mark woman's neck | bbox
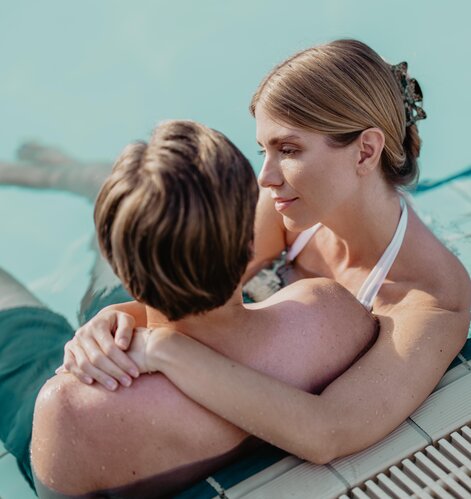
[320,185,404,271]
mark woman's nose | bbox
[258,155,283,188]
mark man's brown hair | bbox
[95,120,259,321]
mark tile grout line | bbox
[406,417,433,446]
[325,463,352,490]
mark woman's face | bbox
[255,105,360,232]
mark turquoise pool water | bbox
[0,0,470,326]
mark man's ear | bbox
[356,128,385,176]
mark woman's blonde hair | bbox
[250,39,422,188]
[95,120,259,321]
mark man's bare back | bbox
[32,278,377,498]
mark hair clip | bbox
[391,61,427,126]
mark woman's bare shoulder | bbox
[391,207,471,314]
[373,208,470,366]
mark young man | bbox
[31,120,377,498]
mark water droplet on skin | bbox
[101,465,106,471]
[366,420,370,424]
[331,429,336,434]
[151,419,156,425]
[71,439,76,445]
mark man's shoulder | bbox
[266,277,356,307]
[33,373,245,493]
[253,277,368,330]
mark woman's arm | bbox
[148,301,470,463]
[241,187,287,283]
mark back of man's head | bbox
[94,120,259,321]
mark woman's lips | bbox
[273,197,298,211]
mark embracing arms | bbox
[138,300,470,463]
[60,188,471,462]
[63,286,470,463]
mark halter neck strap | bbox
[356,197,408,311]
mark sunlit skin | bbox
[256,105,363,232]
[251,105,405,288]
[57,105,470,466]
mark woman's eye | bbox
[280,148,297,156]
[257,149,266,156]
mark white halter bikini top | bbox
[286,197,408,311]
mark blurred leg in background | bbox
[0,142,133,325]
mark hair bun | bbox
[398,123,421,186]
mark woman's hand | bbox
[57,309,140,390]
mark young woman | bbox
[62,39,471,465]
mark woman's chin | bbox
[282,215,316,233]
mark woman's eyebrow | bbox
[257,135,302,147]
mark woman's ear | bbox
[356,128,385,176]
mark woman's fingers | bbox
[60,310,141,389]
[90,315,140,378]
[101,331,140,378]
[62,343,94,386]
[64,340,120,391]
[79,334,135,386]
[114,313,135,350]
